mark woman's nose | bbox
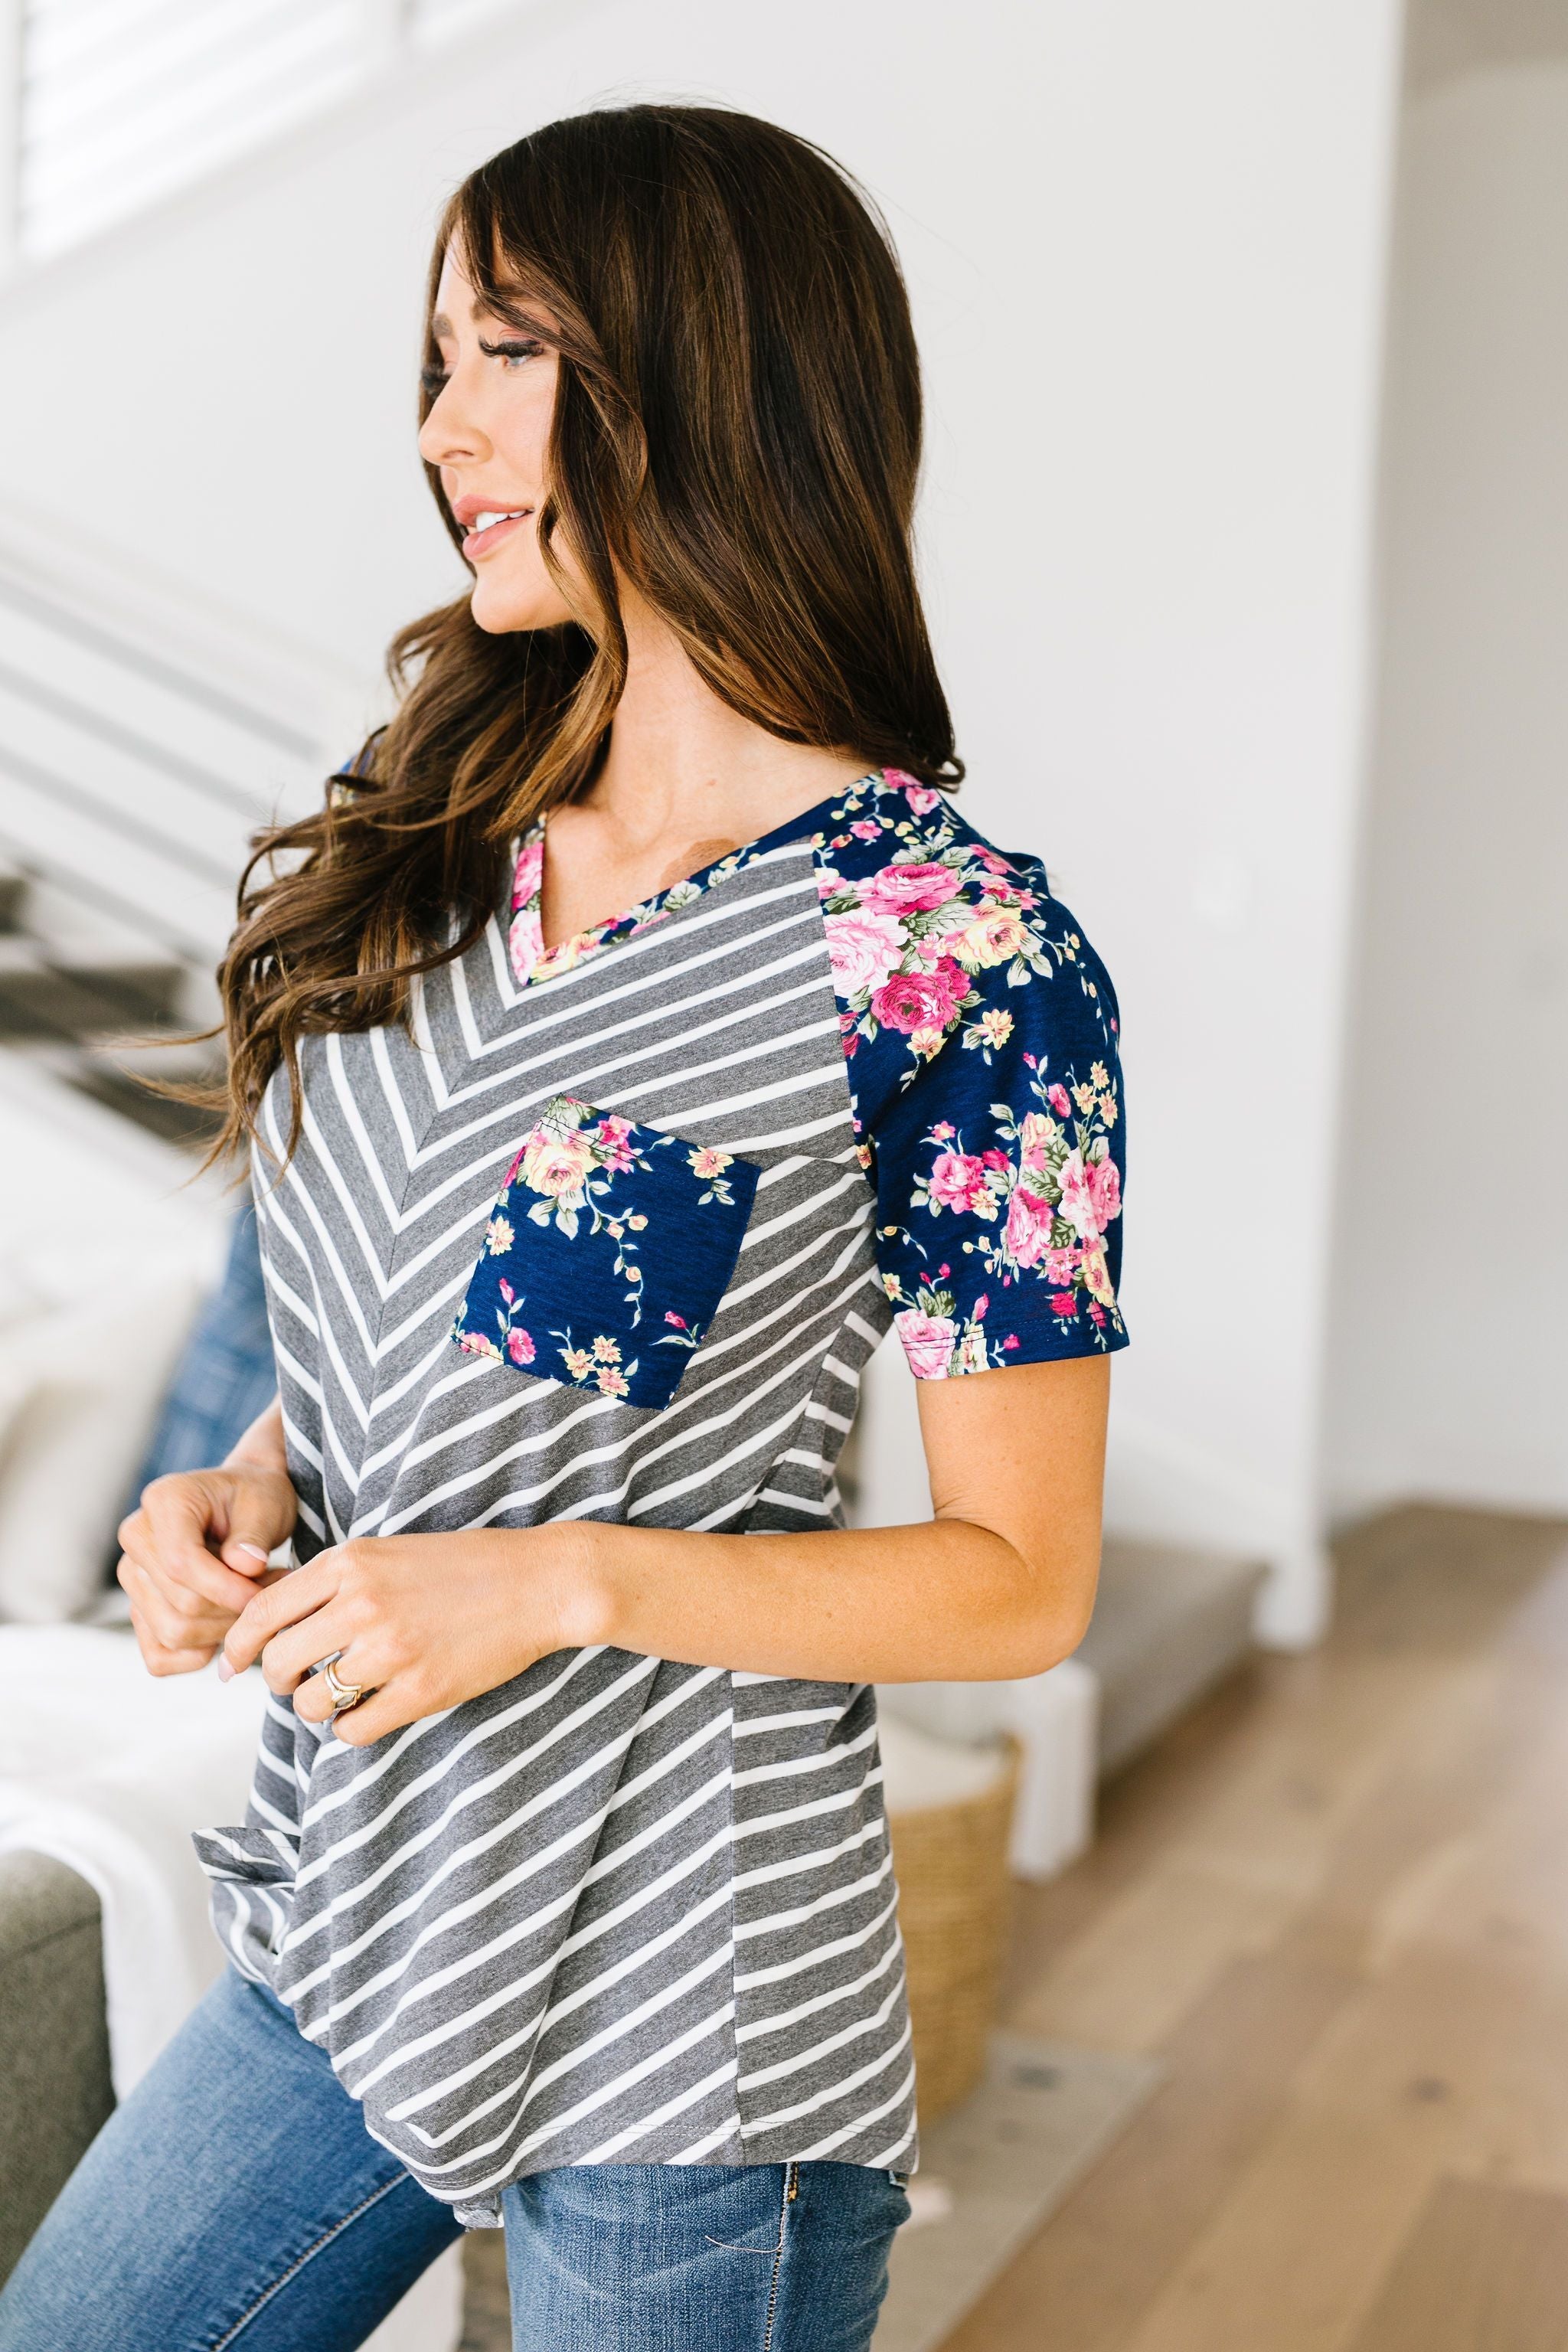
[418,385,488,469]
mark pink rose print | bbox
[896,1306,958,1377]
[1047,1083,1072,1119]
[505,1327,536,1367]
[517,1125,596,1201]
[664,1312,688,1331]
[508,907,544,986]
[824,906,906,999]
[1003,1182,1056,1267]
[850,819,882,841]
[589,1115,635,1174]
[1057,1148,1122,1243]
[1056,1150,1100,1241]
[871,957,967,1036]
[1050,1292,1078,1317]
[1042,1246,1080,1284]
[951,908,1031,971]
[511,835,544,909]
[1080,1245,1116,1305]
[880,769,941,816]
[861,861,962,916]
[528,935,590,985]
[1018,1113,1054,1176]
[929,1150,991,1214]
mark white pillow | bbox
[0,1263,206,1624]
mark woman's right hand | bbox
[116,1459,298,1676]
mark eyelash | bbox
[479,335,547,371]
[421,336,546,398]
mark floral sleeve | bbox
[815,773,1128,1378]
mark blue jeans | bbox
[0,1967,907,2350]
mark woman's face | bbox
[418,244,575,635]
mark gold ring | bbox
[319,1655,364,1713]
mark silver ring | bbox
[318,1654,364,1713]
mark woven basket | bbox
[887,1733,1021,2125]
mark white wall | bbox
[0,0,1405,1637]
[1325,62,1568,1520]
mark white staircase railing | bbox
[0,501,354,982]
[0,499,362,1138]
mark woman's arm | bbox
[222,1355,1109,1743]
[571,1353,1108,1682]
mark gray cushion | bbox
[0,1853,113,2284]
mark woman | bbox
[0,104,1125,2352]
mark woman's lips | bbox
[462,509,532,560]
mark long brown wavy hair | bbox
[211,103,959,1165]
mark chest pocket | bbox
[451,1093,760,1412]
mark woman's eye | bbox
[420,365,449,398]
[478,336,546,370]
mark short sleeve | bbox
[815,783,1127,1379]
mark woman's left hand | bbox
[220,1530,588,1746]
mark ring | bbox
[318,1654,364,1713]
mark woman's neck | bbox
[535,596,870,949]
[587,596,868,857]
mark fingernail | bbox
[217,1657,235,1683]
[233,1543,270,1563]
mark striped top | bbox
[194,768,1126,2223]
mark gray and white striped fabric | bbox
[194,829,913,2221]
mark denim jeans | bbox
[0,1967,908,2350]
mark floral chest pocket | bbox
[452,1094,760,1412]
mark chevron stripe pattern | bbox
[194,833,916,2219]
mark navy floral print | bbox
[811,772,1127,1377]
[449,764,1125,1400]
[452,1094,759,1412]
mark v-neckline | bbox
[505,767,885,989]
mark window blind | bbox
[18,0,364,259]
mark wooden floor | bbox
[946,1504,1568,2352]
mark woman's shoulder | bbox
[813,769,1120,1096]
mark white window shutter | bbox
[18,0,364,258]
